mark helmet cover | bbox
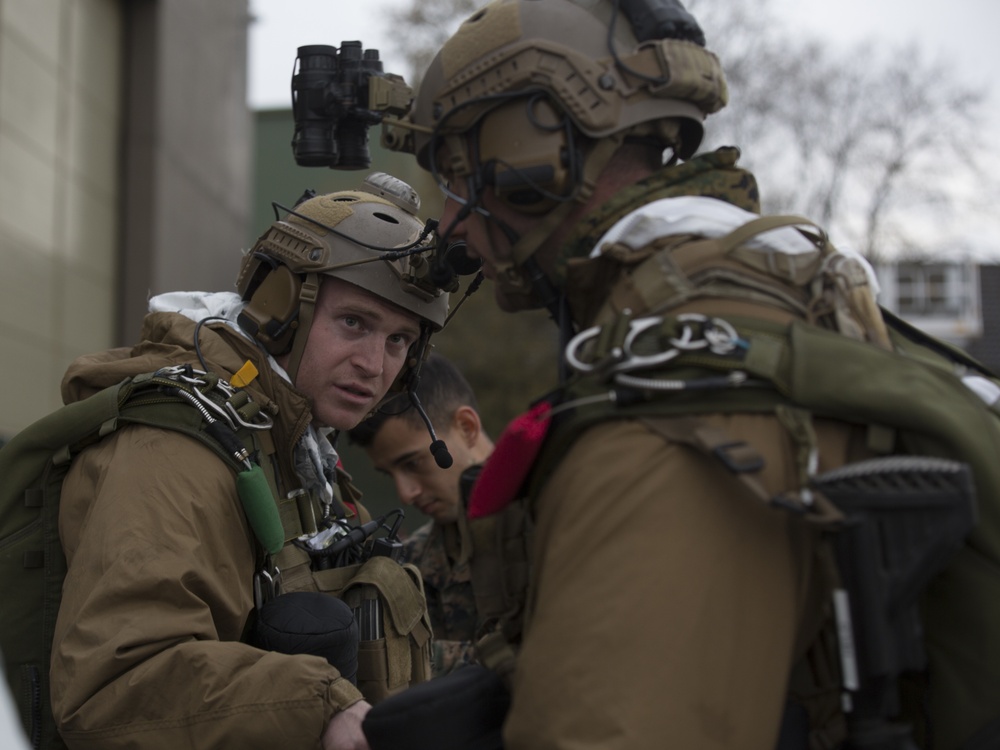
[237,176,449,334]
[389,0,728,172]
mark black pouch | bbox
[362,664,510,750]
[252,590,359,684]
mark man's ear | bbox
[451,405,482,448]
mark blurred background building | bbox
[0,0,453,523]
[0,0,252,437]
[0,0,440,443]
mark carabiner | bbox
[564,325,604,373]
[614,316,682,371]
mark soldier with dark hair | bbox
[350,352,493,675]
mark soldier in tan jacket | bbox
[51,175,448,750]
[377,1,909,748]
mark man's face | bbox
[290,277,421,430]
[438,178,508,279]
[437,163,539,312]
[365,415,476,524]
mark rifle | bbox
[814,456,976,749]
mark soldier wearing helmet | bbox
[386,0,730,315]
[50,175,445,750]
[377,1,893,748]
[235,175,449,428]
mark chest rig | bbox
[253,443,432,704]
[160,351,435,706]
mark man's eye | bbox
[388,332,414,347]
[402,457,424,473]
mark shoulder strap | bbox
[0,379,130,534]
[57,369,284,553]
[636,413,843,526]
[0,367,285,749]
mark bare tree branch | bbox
[387,0,483,88]
[385,0,997,262]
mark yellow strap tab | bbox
[231,360,259,388]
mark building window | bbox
[896,264,963,316]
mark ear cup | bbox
[477,97,576,214]
[237,265,303,355]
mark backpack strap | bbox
[0,364,286,748]
[637,413,844,526]
[111,367,283,553]
[680,214,828,287]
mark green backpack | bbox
[0,366,282,750]
[537,214,1000,748]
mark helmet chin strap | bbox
[492,133,625,313]
[490,201,575,319]
[284,272,321,385]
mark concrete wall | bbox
[0,0,123,436]
[0,0,252,439]
[120,0,252,341]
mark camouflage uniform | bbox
[401,521,478,675]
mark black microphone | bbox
[409,390,453,469]
[444,240,482,276]
[429,249,457,289]
[430,439,454,469]
[429,240,481,290]
[428,200,481,291]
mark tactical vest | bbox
[468,208,1000,749]
[221,380,432,704]
[177,372,434,706]
[271,526,433,703]
[0,363,430,749]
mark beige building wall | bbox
[119,0,253,342]
[0,0,122,437]
[0,0,251,440]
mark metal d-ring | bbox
[612,313,744,373]
[614,316,682,370]
[567,313,744,376]
[696,315,742,355]
[564,325,605,373]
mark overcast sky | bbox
[248,0,1000,114]
[246,0,1000,254]
[248,0,409,110]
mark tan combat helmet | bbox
[236,173,449,383]
[382,0,728,308]
[387,0,727,202]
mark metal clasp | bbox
[154,364,273,432]
[613,313,745,373]
[565,312,747,379]
[564,325,607,373]
[253,563,283,609]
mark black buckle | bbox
[713,440,764,474]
